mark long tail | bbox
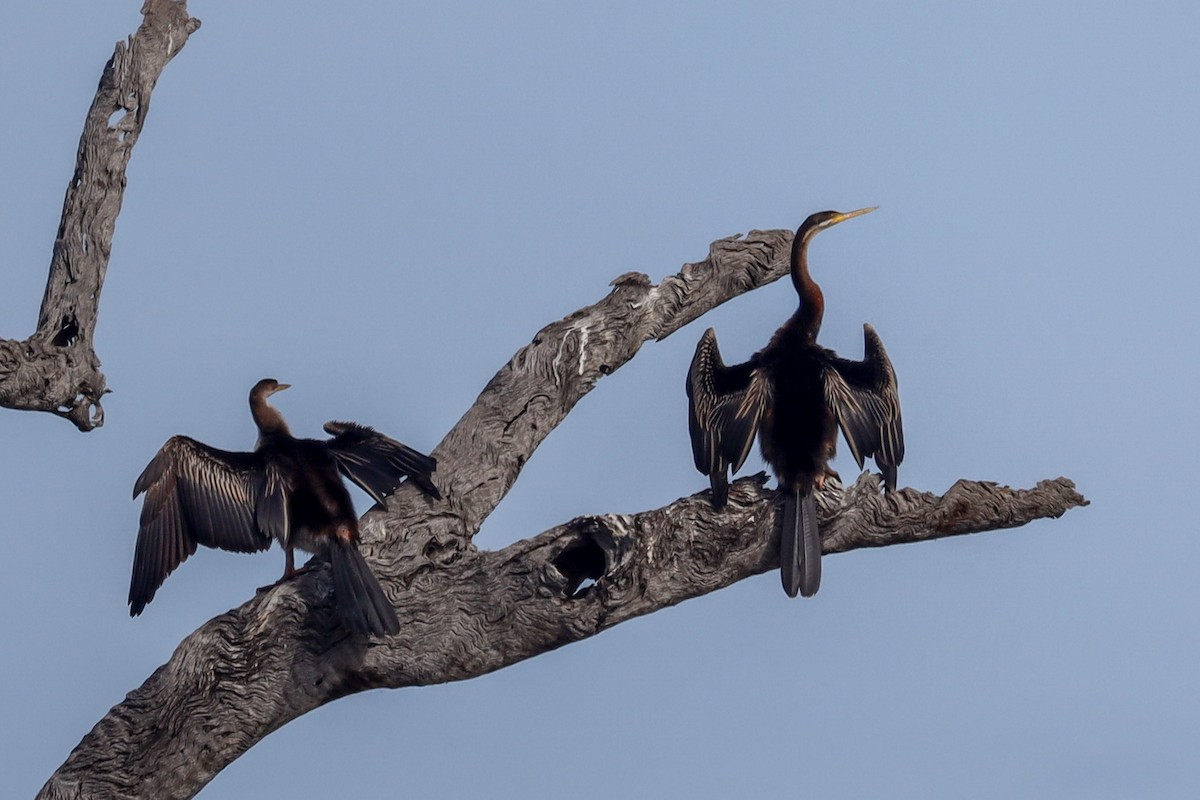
[780,488,822,598]
[710,470,729,508]
[329,540,401,636]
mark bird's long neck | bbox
[250,393,292,442]
[790,226,824,341]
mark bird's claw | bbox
[256,564,314,594]
[816,468,841,490]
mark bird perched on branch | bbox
[686,208,904,598]
[129,378,441,636]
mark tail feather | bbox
[710,470,729,508]
[330,541,401,636]
[780,489,822,598]
[880,462,898,493]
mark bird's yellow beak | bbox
[828,206,878,226]
[273,383,291,394]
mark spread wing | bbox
[686,328,770,506]
[323,421,441,505]
[129,436,278,615]
[822,323,905,490]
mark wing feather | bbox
[686,328,769,505]
[822,324,905,490]
[128,436,273,615]
[323,421,440,504]
[255,462,292,548]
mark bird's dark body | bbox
[685,207,903,598]
[129,379,440,636]
[258,435,357,555]
[756,326,838,494]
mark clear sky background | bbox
[2,2,1197,798]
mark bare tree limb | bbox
[0,0,199,431]
[39,223,1088,798]
[431,227,794,539]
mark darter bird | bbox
[686,208,904,598]
[129,379,440,636]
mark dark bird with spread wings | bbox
[129,379,441,636]
[686,208,904,598]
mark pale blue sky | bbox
[3,2,1197,797]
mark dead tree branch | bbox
[39,224,1087,799]
[0,0,199,431]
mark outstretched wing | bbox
[323,421,440,504]
[686,328,770,506]
[822,323,905,490]
[129,436,277,615]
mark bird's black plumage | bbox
[686,208,904,598]
[129,379,440,636]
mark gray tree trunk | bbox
[0,0,199,430]
[28,3,1088,798]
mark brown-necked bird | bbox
[686,208,904,598]
[129,379,440,636]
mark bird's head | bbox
[798,206,878,243]
[250,378,291,401]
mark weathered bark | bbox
[0,0,199,431]
[39,223,1088,799]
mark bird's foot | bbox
[255,564,314,594]
[816,468,841,491]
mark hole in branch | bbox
[552,540,607,599]
[52,314,79,347]
[107,109,126,129]
[57,395,84,414]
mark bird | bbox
[686,207,904,598]
[128,378,441,636]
